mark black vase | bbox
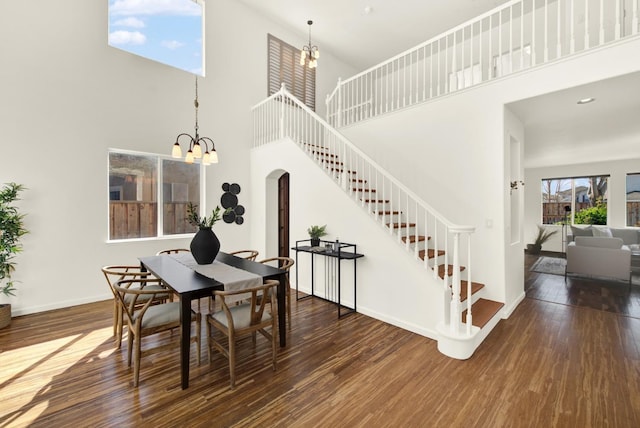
[190,228,220,264]
[311,237,320,247]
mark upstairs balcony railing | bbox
[326,0,639,127]
[253,84,477,337]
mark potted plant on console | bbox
[0,183,28,329]
[527,225,558,255]
[187,202,223,265]
[307,224,327,247]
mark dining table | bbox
[139,251,287,389]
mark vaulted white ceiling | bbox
[237,0,510,70]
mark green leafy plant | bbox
[307,225,327,239]
[186,202,224,229]
[0,183,28,297]
[533,225,558,246]
[574,199,607,225]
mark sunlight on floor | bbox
[0,326,115,425]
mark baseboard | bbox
[502,291,525,318]
[11,293,113,317]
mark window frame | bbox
[107,149,205,242]
[626,172,640,227]
[541,175,609,226]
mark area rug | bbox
[530,256,566,276]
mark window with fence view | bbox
[627,173,640,227]
[541,175,609,225]
[108,151,201,240]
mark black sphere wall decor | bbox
[221,182,245,225]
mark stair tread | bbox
[387,222,416,228]
[362,199,389,203]
[330,168,357,174]
[437,264,466,279]
[377,210,401,215]
[312,151,338,158]
[418,248,444,260]
[462,298,503,328]
[354,188,376,192]
[401,235,426,243]
[457,280,485,302]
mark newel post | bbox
[449,230,461,332]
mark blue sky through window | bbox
[108,0,203,76]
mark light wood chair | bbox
[113,277,201,387]
[228,250,259,261]
[257,257,295,330]
[205,280,279,389]
[101,265,172,349]
[156,248,190,255]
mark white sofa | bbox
[566,236,631,282]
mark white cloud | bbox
[109,31,147,45]
[112,17,145,28]
[109,0,201,17]
[161,40,184,50]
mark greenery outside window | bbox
[108,150,201,240]
[541,175,609,225]
[627,173,640,227]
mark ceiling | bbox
[237,0,510,70]
[508,71,640,168]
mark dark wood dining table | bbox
[139,251,287,389]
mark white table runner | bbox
[169,253,262,293]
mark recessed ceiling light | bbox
[577,97,596,104]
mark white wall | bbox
[0,0,356,316]
[338,37,640,310]
[250,139,444,338]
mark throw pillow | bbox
[571,225,592,237]
[592,226,613,237]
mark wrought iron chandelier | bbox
[171,77,218,165]
[300,20,319,69]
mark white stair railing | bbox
[327,0,640,128]
[253,84,477,336]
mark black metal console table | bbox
[292,239,364,318]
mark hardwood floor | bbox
[526,252,640,318]
[1,277,640,427]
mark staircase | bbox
[252,84,504,359]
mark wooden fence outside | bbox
[109,201,194,240]
[543,202,640,226]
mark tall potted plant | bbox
[0,183,28,329]
[527,225,557,255]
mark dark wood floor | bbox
[525,251,640,318]
[1,266,640,427]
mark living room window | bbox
[541,175,609,225]
[108,150,201,240]
[108,0,204,75]
[627,173,640,227]
[268,34,316,111]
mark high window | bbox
[108,151,201,240]
[268,34,316,110]
[541,175,609,225]
[108,0,204,75]
[627,173,640,227]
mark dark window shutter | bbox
[268,34,316,111]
